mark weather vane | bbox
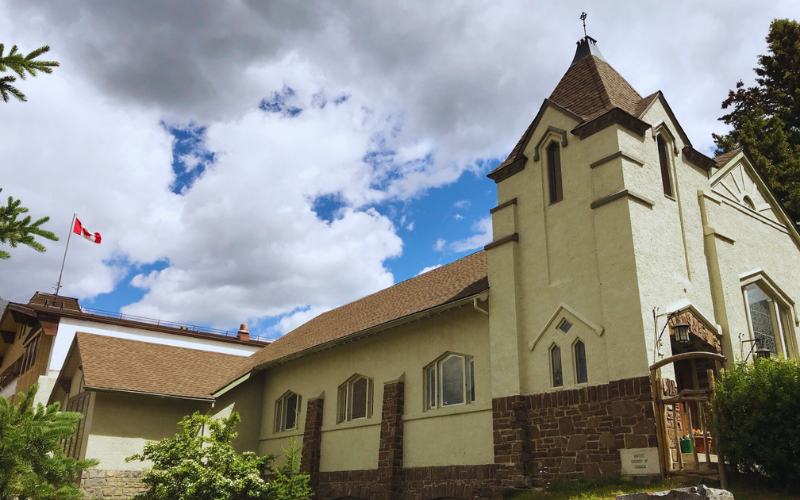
[580,12,588,38]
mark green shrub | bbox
[128,412,311,500]
[710,358,800,488]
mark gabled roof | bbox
[0,292,268,347]
[233,251,488,380]
[71,333,249,401]
[714,147,744,168]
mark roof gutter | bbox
[216,290,490,393]
[85,385,215,403]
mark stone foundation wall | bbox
[525,376,656,482]
[80,469,146,499]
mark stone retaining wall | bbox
[80,469,146,499]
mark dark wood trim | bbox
[652,121,680,155]
[533,126,568,162]
[489,198,517,214]
[589,151,645,169]
[590,189,655,210]
[0,330,15,344]
[488,156,526,183]
[484,233,519,251]
[682,146,716,172]
[572,107,651,140]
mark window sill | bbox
[406,401,491,422]
[664,193,676,202]
[323,418,381,433]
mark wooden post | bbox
[708,368,728,489]
[686,403,700,470]
[650,369,667,480]
[699,403,711,469]
[675,403,684,470]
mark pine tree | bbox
[0,43,59,103]
[0,188,59,259]
[0,384,99,500]
[713,19,800,223]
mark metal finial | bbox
[580,12,588,38]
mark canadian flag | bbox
[73,217,102,244]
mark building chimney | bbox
[237,323,250,342]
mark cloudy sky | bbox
[1,1,795,339]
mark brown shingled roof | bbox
[548,55,643,121]
[76,333,249,400]
[242,251,488,374]
[490,54,655,179]
[714,147,743,168]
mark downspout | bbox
[473,294,489,316]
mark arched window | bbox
[424,353,475,409]
[547,142,563,204]
[657,135,673,197]
[550,344,563,387]
[274,391,301,433]
[743,196,756,211]
[337,375,374,423]
[744,283,793,358]
[574,340,588,384]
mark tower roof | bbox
[549,37,643,121]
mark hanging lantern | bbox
[755,342,772,360]
[672,322,690,344]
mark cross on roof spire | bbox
[580,12,588,38]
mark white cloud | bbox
[1,0,796,336]
[450,217,492,252]
[433,238,446,252]
[454,214,464,220]
[417,264,442,276]
[453,200,471,209]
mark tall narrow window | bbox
[550,345,563,387]
[425,353,475,410]
[574,340,588,384]
[337,375,373,423]
[274,391,301,433]
[547,142,563,204]
[745,283,792,357]
[657,135,673,197]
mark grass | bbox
[505,477,800,500]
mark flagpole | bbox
[55,214,76,296]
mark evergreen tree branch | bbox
[0,188,59,259]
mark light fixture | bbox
[672,322,690,344]
[755,340,772,360]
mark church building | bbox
[42,36,800,499]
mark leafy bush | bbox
[0,383,98,500]
[711,358,800,488]
[128,411,311,500]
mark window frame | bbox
[657,134,674,198]
[21,334,41,374]
[546,141,564,205]
[573,339,588,384]
[550,344,563,387]
[274,391,302,434]
[424,352,475,410]
[337,374,374,424]
[743,282,795,358]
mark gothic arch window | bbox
[573,339,588,384]
[274,391,301,433]
[337,374,374,423]
[547,141,564,205]
[550,344,563,387]
[743,195,756,211]
[424,352,475,409]
[744,282,795,358]
[657,135,674,197]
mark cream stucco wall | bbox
[257,305,494,471]
[210,371,265,454]
[489,105,651,398]
[85,392,209,470]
